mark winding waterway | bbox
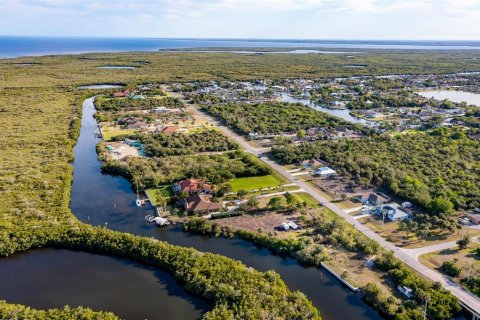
[69,97,381,319]
[278,92,374,125]
[0,249,208,319]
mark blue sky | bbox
[1,0,479,40]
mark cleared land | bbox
[420,244,480,280]
[101,126,136,141]
[359,215,480,248]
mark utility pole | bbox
[423,299,428,320]
[467,261,473,284]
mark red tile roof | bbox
[161,126,179,134]
[182,194,221,213]
[176,179,211,193]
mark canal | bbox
[0,248,208,319]
[276,92,377,127]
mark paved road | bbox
[405,236,479,258]
[189,104,480,314]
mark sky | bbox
[0,0,479,40]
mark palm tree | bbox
[155,191,168,213]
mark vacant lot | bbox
[292,192,319,206]
[101,125,136,141]
[359,215,480,248]
[312,175,373,201]
[229,174,287,192]
[216,211,302,234]
[420,244,480,280]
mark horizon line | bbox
[1,35,479,43]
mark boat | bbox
[145,215,170,226]
[135,180,142,207]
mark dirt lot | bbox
[216,210,395,296]
[107,142,140,160]
[311,175,373,201]
[215,211,302,234]
[324,247,394,295]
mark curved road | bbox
[190,104,480,315]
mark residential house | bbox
[126,120,148,130]
[368,193,388,206]
[468,213,480,225]
[375,204,409,222]
[160,126,179,134]
[118,117,148,130]
[313,166,336,177]
[172,178,211,194]
[113,88,133,98]
[301,159,322,169]
[354,192,370,204]
[180,194,221,214]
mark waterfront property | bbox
[180,194,222,214]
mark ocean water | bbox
[2,36,480,58]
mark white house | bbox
[314,167,336,177]
[376,204,410,222]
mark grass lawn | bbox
[101,125,136,141]
[335,200,361,210]
[145,185,174,206]
[292,192,319,206]
[229,174,287,192]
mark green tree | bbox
[457,234,471,249]
[268,196,284,210]
[245,195,260,212]
[429,198,455,215]
[440,260,461,277]
[155,190,168,212]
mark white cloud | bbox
[0,0,479,39]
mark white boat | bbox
[145,215,170,226]
[152,217,170,226]
[136,196,142,207]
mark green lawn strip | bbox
[101,127,136,141]
[145,185,174,205]
[229,174,286,192]
[291,192,320,206]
